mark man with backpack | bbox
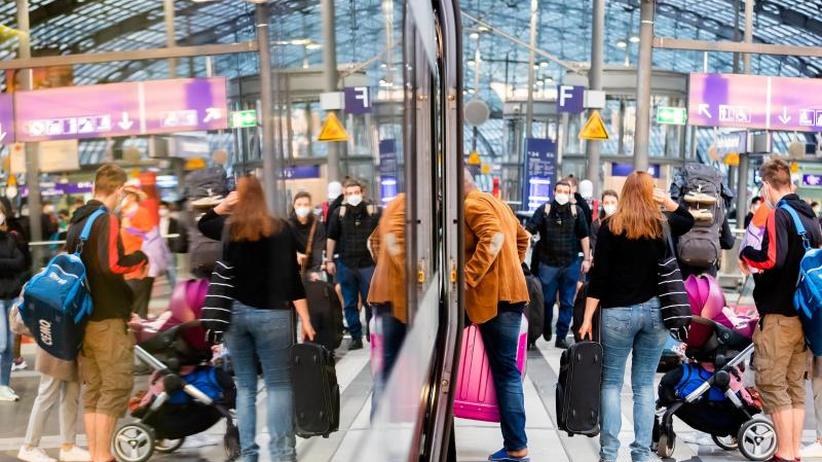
[65,164,147,462]
[740,158,822,462]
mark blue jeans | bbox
[226,302,295,462]
[537,257,581,340]
[479,308,527,452]
[336,260,374,340]
[599,297,669,462]
[371,304,408,415]
[0,299,13,387]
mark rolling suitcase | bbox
[572,281,599,343]
[304,279,344,351]
[290,342,340,438]
[525,274,544,348]
[556,341,602,436]
[453,314,528,422]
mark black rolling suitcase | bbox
[291,342,340,438]
[556,341,602,436]
[304,279,344,351]
[524,272,544,348]
[572,282,600,343]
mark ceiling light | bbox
[536,81,544,86]
[629,36,640,43]
[539,62,549,68]
[616,40,628,48]
[290,38,311,46]
[477,25,490,32]
[469,32,480,40]
[467,59,475,67]
[305,43,322,50]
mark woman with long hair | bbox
[199,176,315,462]
[578,171,694,462]
[0,202,27,402]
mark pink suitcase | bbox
[453,314,528,422]
[369,316,384,377]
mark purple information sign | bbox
[15,77,228,142]
[688,73,822,133]
[344,86,372,115]
[0,93,14,144]
[556,85,585,114]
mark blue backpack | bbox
[779,204,822,354]
[675,364,726,402]
[19,208,106,360]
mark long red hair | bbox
[230,176,279,242]
[607,171,664,240]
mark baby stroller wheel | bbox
[711,434,739,450]
[155,437,185,454]
[737,419,777,461]
[657,433,675,459]
[112,422,155,462]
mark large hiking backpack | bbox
[19,208,106,360]
[674,163,726,269]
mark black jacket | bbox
[288,214,326,272]
[741,195,822,317]
[0,231,27,299]
[65,202,147,321]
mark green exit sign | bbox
[656,107,687,125]
[230,110,258,128]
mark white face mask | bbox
[603,204,617,216]
[554,194,570,206]
[0,212,6,226]
[295,206,311,218]
[347,194,363,207]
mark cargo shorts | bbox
[78,319,135,417]
[753,314,808,414]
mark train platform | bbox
[0,337,819,462]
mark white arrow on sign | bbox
[778,106,791,124]
[118,112,134,130]
[203,107,222,123]
[698,103,712,119]
[0,124,6,143]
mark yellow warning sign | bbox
[579,110,609,141]
[723,153,740,167]
[318,112,349,142]
[467,151,481,165]
[790,161,800,173]
[481,163,491,174]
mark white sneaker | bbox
[12,359,27,371]
[17,447,56,462]
[0,386,19,401]
[58,446,90,462]
[801,441,822,458]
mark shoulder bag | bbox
[657,221,691,341]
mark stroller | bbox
[112,280,240,462]
[652,313,776,461]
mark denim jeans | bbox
[479,308,527,452]
[226,302,295,462]
[599,297,669,462]
[336,260,374,340]
[537,257,581,340]
[0,299,13,387]
[370,304,408,415]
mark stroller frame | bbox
[111,324,239,462]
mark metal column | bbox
[255,3,280,214]
[163,0,177,77]
[321,0,341,181]
[586,0,604,196]
[16,0,43,267]
[524,0,539,140]
[736,0,755,224]
[742,0,754,73]
[633,0,654,172]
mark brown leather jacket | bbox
[464,189,530,324]
[367,194,407,323]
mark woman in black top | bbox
[287,191,326,274]
[578,172,693,462]
[199,176,314,462]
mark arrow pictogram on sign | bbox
[778,107,791,125]
[118,112,134,130]
[203,107,222,123]
[698,104,712,119]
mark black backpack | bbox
[672,163,727,270]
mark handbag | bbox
[201,221,235,343]
[657,221,691,341]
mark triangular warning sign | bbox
[579,110,609,141]
[318,112,349,142]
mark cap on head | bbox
[579,180,593,200]
[327,181,343,200]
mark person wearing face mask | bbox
[119,187,156,319]
[159,201,187,290]
[325,180,381,350]
[322,181,344,231]
[525,180,592,349]
[288,191,326,274]
[590,190,619,253]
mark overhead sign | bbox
[688,73,822,132]
[523,138,557,212]
[283,165,321,179]
[803,173,822,187]
[344,86,372,115]
[715,131,748,156]
[15,77,228,142]
[557,85,585,114]
[230,109,257,128]
[579,110,609,140]
[656,107,687,125]
[612,162,661,178]
[317,112,348,142]
[0,94,13,144]
[379,139,399,204]
[10,140,80,174]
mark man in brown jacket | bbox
[464,171,531,462]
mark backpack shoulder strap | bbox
[339,205,347,218]
[779,203,811,251]
[76,208,107,255]
[571,204,578,218]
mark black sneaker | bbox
[350,338,364,350]
[554,338,570,349]
[542,324,552,342]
